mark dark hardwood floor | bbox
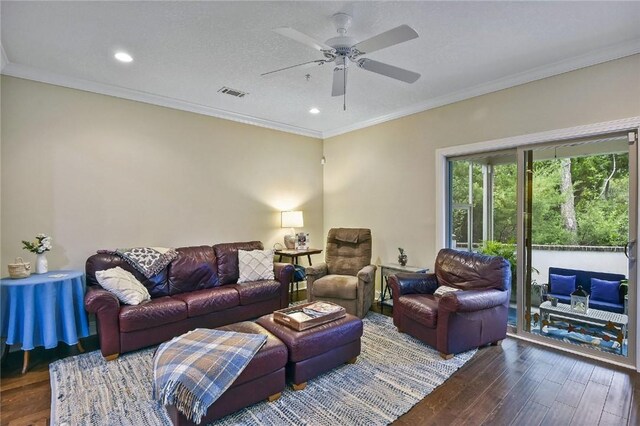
[1,290,638,426]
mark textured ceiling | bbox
[2,1,640,138]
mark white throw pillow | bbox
[95,266,151,305]
[238,249,275,283]
[434,285,461,297]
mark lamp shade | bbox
[281,211,303,228]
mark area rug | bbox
[50,312,476,425]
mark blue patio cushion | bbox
[548,294,571,305]
[588,299,624,314]
[548,267,625,297]
[550,274,576,296]
[590,278,621,304]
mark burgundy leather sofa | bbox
[389,248,511,358]
[84,241,293,359]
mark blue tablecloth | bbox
[0,270,90,350]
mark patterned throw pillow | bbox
[238,249,275,283]
[95,266,151,305]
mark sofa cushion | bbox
[229,280,281,305]
[435,248,511,291]
[312,275,358,300]
[173,287,240,317]
[325,228,372,276]
[590,278,621,304]
[588,299,624,314]
[167,246,219,295]
[119,297,188,332]
[550,274,576,296]
[87,252,170,298]
[399,294,439,328]
[95,266,151,305]
[213,241,264,285]
[548,293,571,305]
[238,249,275,283]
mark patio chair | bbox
[545,267,626,313]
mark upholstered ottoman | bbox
[165,322,287,426]
[256,313,363,390]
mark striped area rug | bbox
[50,312,476,425]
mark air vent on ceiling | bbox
[218,86,248,98]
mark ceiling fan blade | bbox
[357,59,420,83]
[273,27,335,53]
[353,24,419,54]
[332,66,346,97]
[261,59,327,77]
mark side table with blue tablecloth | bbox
[0,270,90,373]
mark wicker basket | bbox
[8,257,31,279]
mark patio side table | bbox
[0,270,90,373]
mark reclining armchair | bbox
[305,228,376,318]
[389,248,511,358]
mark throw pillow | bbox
[238,249,275,283]
[550,274,576,296]
[95,266,151,305]
[434,285,461,297]
[590,278,621,304]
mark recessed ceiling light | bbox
[114,52,133,63]
[309,108,320,114]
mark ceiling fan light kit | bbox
[262,13,421,111]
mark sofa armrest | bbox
[85,285,120,313]
[84,286,122,358]
[357,265,376,283]
[274,262,294,308]
[305,263,328,302]
[389,272,438,297]
[439,289,509,313]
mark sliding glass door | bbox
[447,130,637,365]
[518,132,637,362]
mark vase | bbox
[398,253,408,267]
[36,253,48,274]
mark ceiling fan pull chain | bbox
[343,64,347,111]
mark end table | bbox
[1,270,89,373]
[379,263,429,306]
[274,248,323,301]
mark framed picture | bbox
[295,232,309,250]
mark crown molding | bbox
[2,37,638,141]
[321,38,640,139]
[0,44,8,73]
[0,62,323,139]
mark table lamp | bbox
[281,211,303,249]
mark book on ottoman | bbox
[273,302,346,331]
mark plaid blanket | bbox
[152,328,267,424]
[112,247,178,278]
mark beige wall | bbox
[1,76,324,271]
[2,55,639,276]
[323,55,640,272]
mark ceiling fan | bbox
[261,13,421,110]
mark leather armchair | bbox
[306,228,376,318]
[389,248,511,358]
